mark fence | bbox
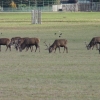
[62,4,78,12]
[0,6,53,12]
[53,2,100,12]
[0,0,56,12]
[78,2,100,11]
[0,1,100,12]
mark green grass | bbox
[0,12,100,100]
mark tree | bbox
[1,0,81,8]
[68,0,78,3]
[10,1,17,8]
[91,0,100,2]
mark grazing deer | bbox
[11,37,21,51]
[44,39,68,53]
[85,37,100,50]
[16,37,40,52]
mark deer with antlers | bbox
[85,37,100,50]
[44,39,68,53]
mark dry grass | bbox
[0,12,100,100]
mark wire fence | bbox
[0,6,53,12]
[0,1,55,12]
[0,1,100,12]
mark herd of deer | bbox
[0,36,100,53]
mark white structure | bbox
[52,5,62,11]
[52,4,78,12]
[31,10,41,24]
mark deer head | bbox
[44,41,52,53]
[85,42,90,50]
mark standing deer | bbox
[85,37,100,50]
[44,39,68,53]
[0,38,11,51]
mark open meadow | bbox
[0,12,100,100]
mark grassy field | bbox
[0,12,100,100]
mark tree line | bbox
[1,0,100,8]
[1,0,56,7]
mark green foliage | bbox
[92,0,100,2]
[18,4,26,8]
[1,0,59,7]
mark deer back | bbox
[11,37,21,44]
[0,38,10,45]
[51,39,67,47]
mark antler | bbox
[44,41,49,50]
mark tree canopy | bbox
[1,0,100,7]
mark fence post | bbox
[31,10,41,24]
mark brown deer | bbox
[11,37,21,51]
[85,37,100,50]
[11,37,21,44]
[0,38,11,51]
[16,37,40,52]
[44,39,68,53]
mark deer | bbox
[85,37,100,50]
[10,37,21,51]
[44,39,68,53]
[16,37,40,52]
[0,38,11,51]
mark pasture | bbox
[0,12,100,100]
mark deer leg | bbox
[26,45,31,52]
[15,46,18,51]
[9,46,11,51]
[99,48,100,54]
[25,47,28,52]
[58,47,61,53]
[19,48,22,52]
[35,45,40,52]
[14,44,18,51]
[54,48,57,53]
[37,44,40,52]
[95,43,98,50]
[5,46,8,51]
[30,46,33,52]
[97,43,100,53]
[35,46,37,52]
[63,47,65,53]
[0,45,1,51]
[66,47,68,53]
[38,46,40,52]
[98,43,100,50]
[92,45,94,50]
[98,44,100,51]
